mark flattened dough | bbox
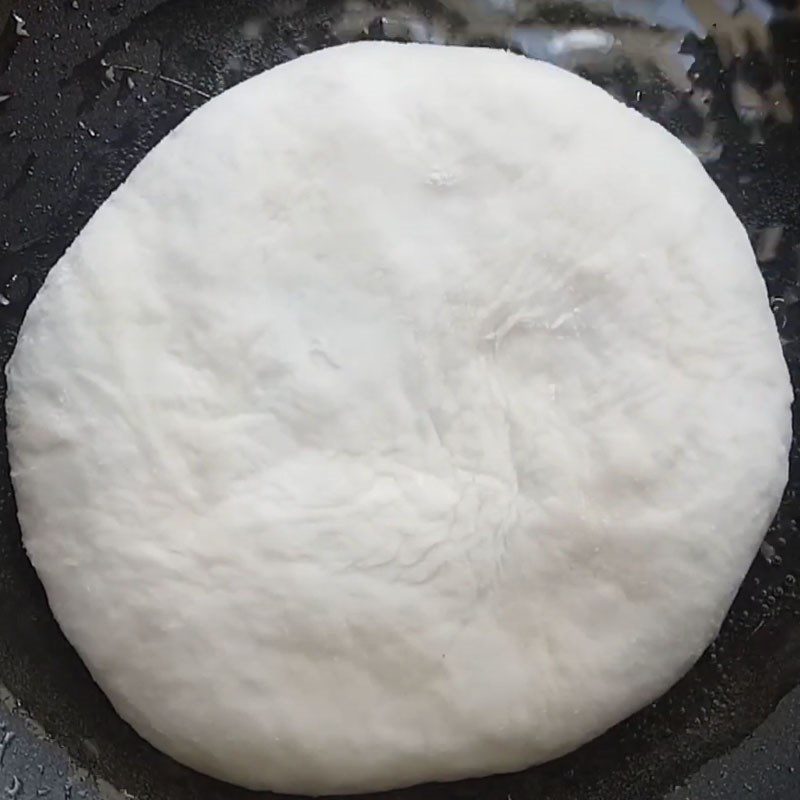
[6,42,792,795]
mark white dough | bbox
[6,42,792,795]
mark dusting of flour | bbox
[5,42,792,796]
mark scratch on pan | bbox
[5,776,21,798]
[108,64,212,100]
[0,731,14,766]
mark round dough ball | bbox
[6,42,792,795]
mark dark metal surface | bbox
[1,2,800,799]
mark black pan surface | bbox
[1,2,800,799]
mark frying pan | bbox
[1,1,800,799]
